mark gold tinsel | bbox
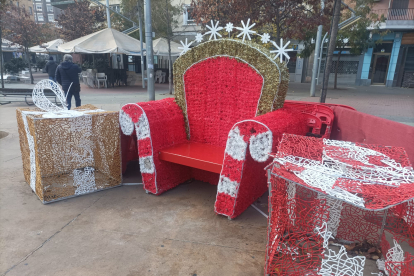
[16,105,122,203]
[173,38,289,138]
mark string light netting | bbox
[16,105,122,203]
[265,134,414,275]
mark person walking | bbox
[45,56,58,82]
[56,54,82,110]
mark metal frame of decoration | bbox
[119,19,310,219]
[16,80,122,203]
[265,134,414,275]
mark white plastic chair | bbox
[155,70,162,83]
[81,71,88,84]
[96,73,107,88]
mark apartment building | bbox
[170,0,201,42]
[356,0,414,87]
[33,0,62,23]
[9,0,35,21]
[95,0,121,12]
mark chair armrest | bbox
[120,97,188,148]
[120,98,188,194]
[226,108,308,163]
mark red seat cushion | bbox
[159,142,225,174]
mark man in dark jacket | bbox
[56,54,82,110]
[45,56,58,82]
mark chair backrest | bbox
[174,39,288,148]
[96,73,106,78]
[183,56,263,147]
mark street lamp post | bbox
[137,1,145,88]
[106,0,111,28]
[144,0,155,101]
[310,0,325,97]
[0,24,4,88]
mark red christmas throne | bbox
[119,38,311,219]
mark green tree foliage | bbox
[116,0,181,40]
[115,0,182,94]
[4,58,27,75]
[56,0,106,41]
[36,56,47,71]
[333,0,387,88]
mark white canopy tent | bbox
[152,38,181,57]
[1,38,23,52]
[58,28,145,56]
[29,39,65,53]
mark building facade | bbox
[33,0,62,23]
[170,0,201,42]
[9,0,35,21]
[356,0,414,87]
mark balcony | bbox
[372,8,414,29]
[50,0,76,9]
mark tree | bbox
[4,58,27,75]
[2,5,43,84]
[331,1,386,89]
[56,0,106,41]
[320,0,341,103]
[191,0,332,42]
[39,23,63,42]
[117,0,182,94]
[149,0,181,94]
[0,0,7,88]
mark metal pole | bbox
[320,0,342,103]
[317,32,328,85]
[310,0,325,95]
[137,2,145,88]
[378,209,388,246]
[310,25,323,97]
[106,0,111,28]
[144,0,155,101]
[0,25,4,88]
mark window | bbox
[37,13,44,21]
[46,0,51,2]
[128,56,135,72]
[29,6,32,14]
[391,0,409,9]
[47,4,53,12]
[35,0,41,2]
[111,5,120,12]
[36,4,42,11]
[16,1,19,7]
[48,14,54,22]
[183,5,195,25]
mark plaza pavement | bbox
[0,72,413,275]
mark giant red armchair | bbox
[119,39,310,219]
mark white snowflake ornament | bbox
[270,38,293,63]
[178,38,193,55]
[235,18,256,41]
[260,33,271,44]
[195,33,203,43]
[225,22,234,33]
[205,20,223,40]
